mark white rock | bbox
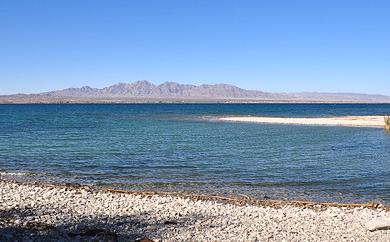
[366,217,390,231]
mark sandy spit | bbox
[218,116,386,127]
[1,180,390,241]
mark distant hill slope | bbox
[1,80,390,103]
[45,81,281,99]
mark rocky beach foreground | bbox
[1,180,390,241]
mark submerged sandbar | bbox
[218,116,386,127]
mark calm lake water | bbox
[1,104,390,204]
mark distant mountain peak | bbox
[132,80,155,86]
[80,86,94,90]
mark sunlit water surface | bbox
[0,104,390,204]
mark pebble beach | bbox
[1,179,390,241]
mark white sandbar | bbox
[218,116,386,127]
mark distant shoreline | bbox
[1,98,390,104]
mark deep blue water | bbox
[1,104,390,204]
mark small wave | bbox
[0,171,28,176]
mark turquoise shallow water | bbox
[0,104,390,204]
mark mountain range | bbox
[1,80,390,103]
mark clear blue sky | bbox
[1,0,389,95]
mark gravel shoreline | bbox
[1,180,390,241]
